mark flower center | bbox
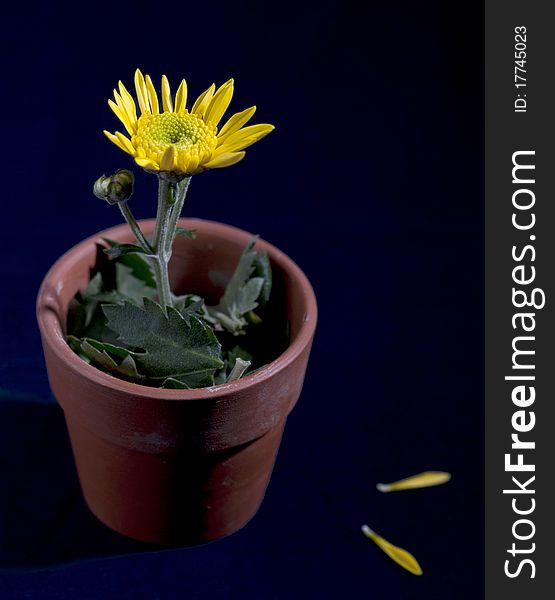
[132,112,217,155]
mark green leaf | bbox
[66,298,88,338]
[175,227,197,239]
[84,271,103,297]
[228,345,254,365]
[218,237,258,311]
[69,336,144,380]
[81,340,118,370]
[66,273,123,340]
[118,253,156,288]
[66,334,91,363]
[103,299,224,388]
[116,263,157,305]
[173,294,205,316]
[103,238,156,288]
[207,237,271,335]
[67,264,158,344]
[103,243,146,258]
[253,251,272,305]
[236,277,264,314]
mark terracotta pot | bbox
[36,219,317,546]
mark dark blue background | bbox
[0,1,483,598]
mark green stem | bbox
[151,258,172,309]
[165,176,192,255]
[151,176,175,310]
[118,201,153,253]
[153,177,173,251]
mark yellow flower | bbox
[104,69,275,175]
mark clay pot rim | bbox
[37,218,317,401]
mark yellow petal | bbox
[174,79,188,113]
[115,132,136,155]
[361,525,423,576]
[145,75,159,115]
[134,69,150,114]
[214,136,256,155]
[217,106,256,141]
[176,150,189,172]
[216,124,274,154]
[160,145,176,171]
[191,83,215,117]
[135,157,159,170]
[161,75,173,112]
[113,89,125,112]
[204,79,234,126]
[103,130,133,155]
[186,152,200,173]
[204,151,245,169]
[118,81,137,123]
[113,90,136,132]
[377,471,452,493]
[108,100,134,135]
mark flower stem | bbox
[151,176,175,310]
[118,201,153,253]
[151,258,172,309]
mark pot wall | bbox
[37,219,317,545]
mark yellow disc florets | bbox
[132,112,217,158]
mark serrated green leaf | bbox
[236,277,264,314]
[173,294,205,317]
[218,237,258,311]
[66,273,124,340]
[175,227,197,239]
[118,254,156,288]
[207,237,271,335]
[103,299,223,388]
[116,263,157,305]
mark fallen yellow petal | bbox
[377,471,451,493]
[361,525,423,576]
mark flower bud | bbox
[93,169,134,204]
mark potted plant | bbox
[36,70,317,546]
